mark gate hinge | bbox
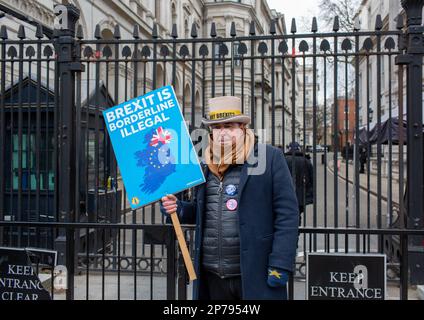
[395,54,412,65]
[68,62,85,72]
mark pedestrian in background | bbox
[359,145,367,174]
[284,142,314,223]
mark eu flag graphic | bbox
[135,127,176,194]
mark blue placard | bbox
[103,85,206,209]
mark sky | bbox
[266,0,320,31]
[266,1,330,104]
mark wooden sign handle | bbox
[170,212,197,281]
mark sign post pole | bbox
[170,213,197,281]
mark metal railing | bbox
[0,0,423,300]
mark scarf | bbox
[205,128,255,180]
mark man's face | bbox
[210,122,245,145]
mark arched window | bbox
[174,76,181,99]
[171,2,177,27]
[155,64,165,89]
[155,0,161,23]
[195,90,202,126]
[100,28,115,59]
[184,19,189,39]
[99,28,115,83]
[183,84,191,120]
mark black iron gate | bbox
[0,1,423,300]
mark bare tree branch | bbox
[318,0,361,32]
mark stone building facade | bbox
[0,0,304,144]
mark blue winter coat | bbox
[178,143,299,300]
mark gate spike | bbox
[76,24,84,39]
[114,24,121,39]
[396,14,404,30]
[311,17,318,33]
[17,25,25,39]
[354,17,361,31]
[270,19,276,35]
[152,23,158,39]
[210,22,217,38]
[94,24,101,39]
[0,25,8,40]
[375,14,383,31]
[171,23,178,38]
[230,21,237,37]
[333,16,340,32]
[249,21,256,35]
[281,17,287,36]
[290,18,297,34]
[132,24,139,39]
[36,23,43,39]
[191,23,197,38]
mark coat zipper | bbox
[217,178,224,278]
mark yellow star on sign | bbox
[131,197,140,206]
[269,269,282,279]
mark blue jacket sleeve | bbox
[268,149,300,273]
[178,200,196,224]
[161,195,197,225]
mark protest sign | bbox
[104,85,205,281]
[103,85,205,209]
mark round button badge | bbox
[225,184,237,196]
[226,199,238,211]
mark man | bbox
[161,96,299,300]
[284,142,314,219]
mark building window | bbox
[155,0,161,24]
[184,19,189,39]
[368,6,372,30]
[171,2,177,27]
[214,38,224,65]
[87,129,106,188]
[7,132,54,191]
[233,42,242,67]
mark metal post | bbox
[401,0,424,228]
[396,0,424,286]
[53,4,83,300]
